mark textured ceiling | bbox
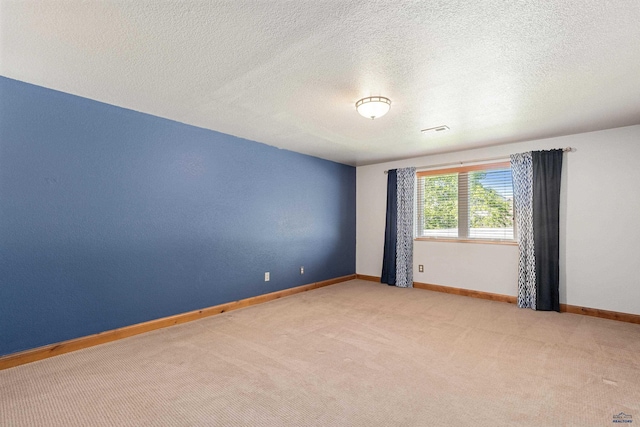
[1,1,639,166]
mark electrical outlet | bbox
[418,265,424,272]
[300,266,304,274]
[265,272,270,282]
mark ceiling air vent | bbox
[421,125,450,133]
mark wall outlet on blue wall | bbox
[264,272,270,282]
[300,267,304,274]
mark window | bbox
[415,162,515,242]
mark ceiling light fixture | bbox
[355,96,391,120]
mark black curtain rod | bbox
[384,147,574,174]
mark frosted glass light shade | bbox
[355,96,391,119]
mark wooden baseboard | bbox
[357,274,640,324]
[0,274,356,371]
[355,274,380,283]
[413,281,518,304]
[560,303,640,324]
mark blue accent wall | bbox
[0,77,355,356]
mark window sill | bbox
[414,237,518,246]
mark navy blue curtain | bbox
[532,150,563,311]
[381,169,397,285]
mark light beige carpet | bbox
[1,280,639,426]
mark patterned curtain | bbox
[381,167,415,288]
[511,150,563,311]
[395,167,415,288]
[511,152,536,308]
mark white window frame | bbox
[414,161,517,245]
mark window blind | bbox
[416,162,514,241]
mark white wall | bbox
[356,125,640,315]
